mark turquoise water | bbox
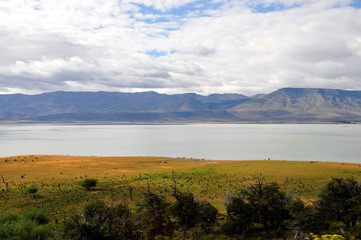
[0,124,360,163]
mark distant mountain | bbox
[229,88,361,122]
[0,88,360,123]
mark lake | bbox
[0,124,360,163]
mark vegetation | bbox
[2,155,361,239]
[3,177,359,239]
[79,178,98,190]
[307,233,345,240]
[26,185,39,198]
[0,210,52,240]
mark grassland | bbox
[1,155,361,225]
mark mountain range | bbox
[1,88,361,123]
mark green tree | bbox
[64,200,111,240]
[169,192,199,232]
[79,178,98,190]
[242,179,292,232]
[318,177,361,228]
[221,195,255,236]
[64,200,142,240]
[295,204,330,234]
[169,191,218,235]
[110,202,142,240]
[138,192,174,239]
[197,201,218,234]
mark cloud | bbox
[0,0,360,95]
[125,0,202,12]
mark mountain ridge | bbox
[1,88,361,123]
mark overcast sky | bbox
[0,0,360,96]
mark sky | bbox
[0,0,360,96]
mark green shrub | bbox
[0,210,52,240]
[26,185,38,198]
[79,178,98,190]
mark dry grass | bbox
[1,155,361,215]
[0,155,213,183]
[1,155,360,186]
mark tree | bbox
[110,202,142,240]
[221,195,255,236]
[80,178,98,190]
[169,192,199,232]
[137,192,174,239]
[197,201,218,234]
[318,177,361,228]
[64,200,111,240]
[64,200,142,240]
[169,191,218,235]
[242,179,292,232]
[294,203,330,235]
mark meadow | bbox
[1,154,361,223]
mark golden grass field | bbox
[1,155,360,184]
[1,155,361,215]
[0,155,216,183]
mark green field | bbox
[1,155,360,220]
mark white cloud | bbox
[0,0,360,95]
[124,0,202,12]
[0,57,90,78]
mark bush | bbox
[64,200,142,240]
[23,210,50,225]
[26,185,38,198]
[79,178,98,190]
[0,210,52,240]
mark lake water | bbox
[0,124,360,163]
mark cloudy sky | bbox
[0,0,360,96]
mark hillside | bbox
[0,88,361,123]
[229,88,361,122]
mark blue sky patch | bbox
[131,1,223,24]
[350,0,361,8]
[251,2,301,13]
[145,50,168,57]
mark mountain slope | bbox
[229,88,361,122]
[0,88,360,123]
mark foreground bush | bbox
[5,177,361,239]
[0,210,52,240]
[63,200,142,240]
[62,191,218,240]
